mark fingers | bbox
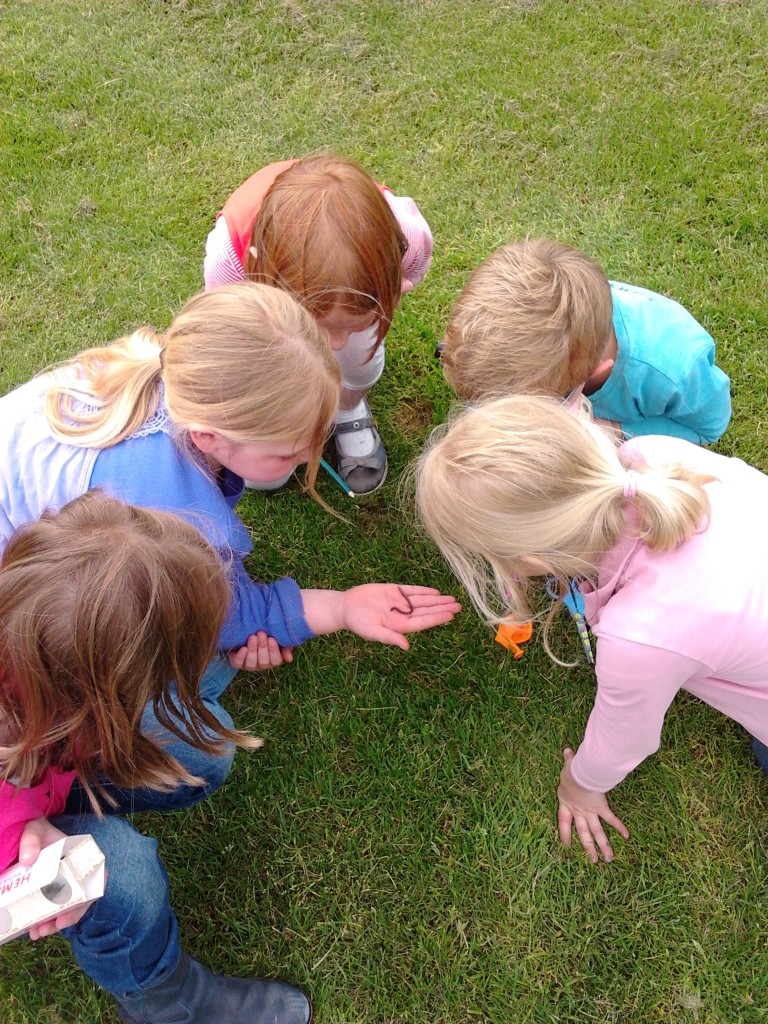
[408,596,462,613]
[18,818,49,867]
[602,809,630,841]
[228,633,293,671]
[386,610,460,635]
[393,585,457,599]
[19,833,43,868]
[580,815,615,864]
[28,901,93,941]
[558,797,624,864]
[557,804,574,847]
[372,629,410,651]
[559,806,618,864]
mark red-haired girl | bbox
[204,154,434,494]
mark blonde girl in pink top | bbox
[413,394,768,863]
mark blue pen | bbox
[546,576,594,664]
[320,457,355,499]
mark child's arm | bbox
[558,638,703,859]
[224,581,462,667]
[620,355,731,444]
[299,585,461,650]
[223,576,461,653]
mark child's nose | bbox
[328,331,350,352]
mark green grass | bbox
[2,1,768,1021]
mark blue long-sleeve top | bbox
[590,282,731,445]
[90,431,314,649]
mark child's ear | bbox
[583,358,615,396]
[188,428,222,456]
[247,246,260,268]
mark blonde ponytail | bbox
[413,395,712,646]
[45,329,164,448]
[620,462,712,552]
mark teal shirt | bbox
[590,282,731,444]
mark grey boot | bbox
[115,953,312,1024]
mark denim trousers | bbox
[53,655,238,997]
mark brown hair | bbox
[0,492,261,812]
[44,283,341,502]
[441,239,614,401]
[245,154,406,350]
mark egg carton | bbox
[0,834,105,945]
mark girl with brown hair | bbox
[0,492,309,1023]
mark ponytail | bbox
[42,285,341,504]
[45,330,164,448]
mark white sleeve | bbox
[203,216,245,290]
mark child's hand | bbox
[341,584,461,650]
[228,631,294,671]
[556,748,629,863]
[19,818,101,939]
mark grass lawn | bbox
[2,1,768,1021]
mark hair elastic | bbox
[623,469,638,499]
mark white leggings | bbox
[336,325,386,391]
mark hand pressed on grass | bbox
[557,748,629,864]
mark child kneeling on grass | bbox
[414,394,768,863]
[439,238,731,445]
[204,154,434,494]
[0,492,310,1024]
[0,282,460,676]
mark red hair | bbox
[245,154,406,350]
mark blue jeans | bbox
[53,656,237,997]
[752,735,768,774]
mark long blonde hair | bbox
[0,491,262,813]
[441,239,613,401]
[44,283,341,497]
[413,395,712,653]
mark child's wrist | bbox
[301,589,346,637]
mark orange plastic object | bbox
[495,620,533,659]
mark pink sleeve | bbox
[383,192,434,288]
[203,216,245,290]
[0,770,76,872]
[569,638,707,792]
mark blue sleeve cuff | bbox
[218,563,315,650]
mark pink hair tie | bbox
[623,470,638,499]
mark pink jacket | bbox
[0,769,76,872]
[571,436,768,792]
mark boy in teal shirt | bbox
[440,238,730,444]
